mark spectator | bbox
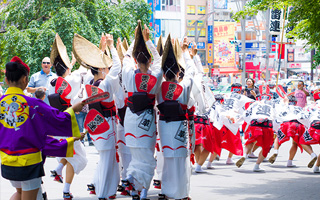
[294,80,309,108]
[242,78,260,100]
[26,57,57,104]
[35,88,46,101]
[283,82,288,93]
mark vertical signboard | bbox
[214,22,235,67]
[208,43,213,66]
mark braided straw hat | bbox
[161,34,177,70]
[50,33,72,69]
[122,38,129,51]
[132,20,151,60]
[72,33,112,69]
[157,35,164,56]
[174,38,186,70]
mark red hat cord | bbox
[10,56,30,73]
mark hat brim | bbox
[50,33,72,69]
[73,33,112,69]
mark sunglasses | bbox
[42,62,50,64]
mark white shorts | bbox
[10,177,41,191]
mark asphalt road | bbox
[1,140,320,200]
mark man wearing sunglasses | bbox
[27,57,57,104]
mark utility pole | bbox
[195,20,199,43]
[311,48,315,81]
[241,0,246,85]
[265,9,271,81]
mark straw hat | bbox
[132,20,151,60]
[157,35,164,56]
[161,34,177,71]
[72,33,112,69]
[174,38,186,70]
[122,38,129,51]
[117,42,126,64]
[50,33,72,69]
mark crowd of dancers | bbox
[2,20,320,200]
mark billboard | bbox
[214,22,235,67]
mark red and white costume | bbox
[122,40,162,190]
[243,100,277,158]
[157,51,195,199]
[86,47,121,198]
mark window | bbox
[161,0,181,12]
[199,28,206,37]
[187,5,195,15]
[187,28,195,37]
[161,19,181,38]
[237,31,257,41]
[198,6,206,15]
[187,28,206,37]
[187,20,204,27]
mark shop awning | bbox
[288,68,311,74]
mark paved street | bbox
[1,140,320,200]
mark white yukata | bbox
[114,70,132,180]
[122,40,162,190]
[48,68,88,174]
[157,52,195,199]
[86,47,121,199]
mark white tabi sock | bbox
[195,163,201,170]
[253,164,260,170]
[55,163,64,175]
[311,153,317,159]
[245,154,248,159]
[126,174,134,183]
[63,183,71,193]
[287,160,293,166]
[274,150,278,154]
[141,188,148,199]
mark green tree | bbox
[0,0,151,76]
[233,0,320,69]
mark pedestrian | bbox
[0,56,84,200]
[26,57,57,104]
[295,80,309,108]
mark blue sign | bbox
[155,19,161,38]
[197,42,205,49]
[208,25,213,43]
[238,42,267,52]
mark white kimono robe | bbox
[157,52,195,199]
[122,40,162,190]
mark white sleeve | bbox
[108,47,122,79]
[193,54,204,74]
[146,40,161,76]
[122,41,135,91]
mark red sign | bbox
[288,63,301,68]
[211,68,220,76]
[278,44,285,59]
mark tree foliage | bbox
[233,0,320,68]
[0,0,151,77]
